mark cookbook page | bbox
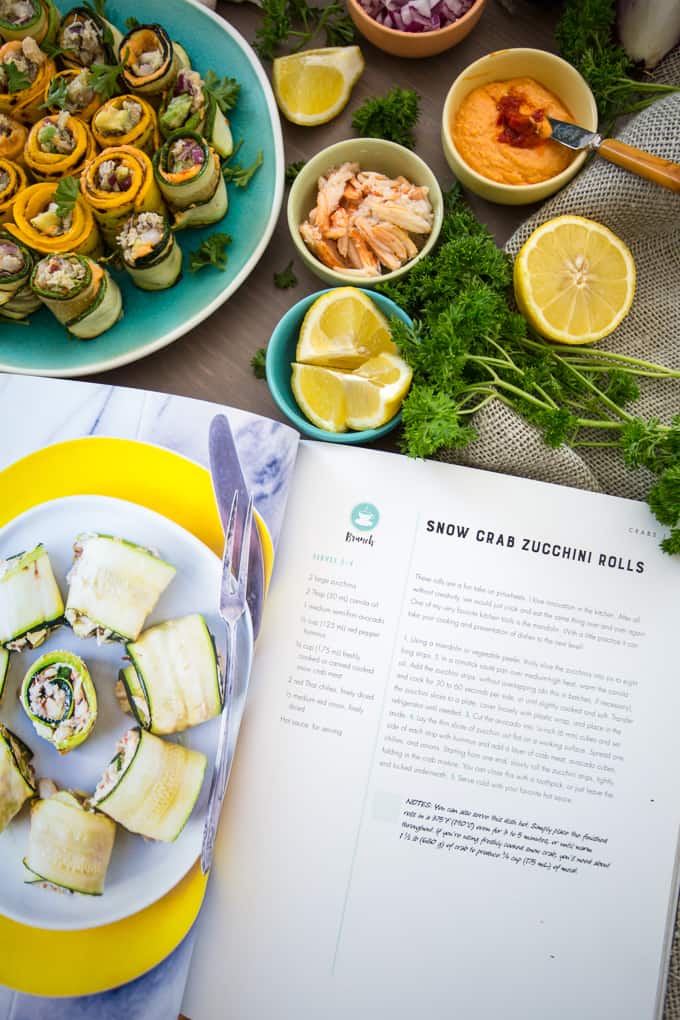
[185,440,680,1020]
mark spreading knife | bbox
[208,414,265,640]
[547,117,680,193]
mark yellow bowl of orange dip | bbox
[441,48,598,205]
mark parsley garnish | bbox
[222,149,263,188]
[189,232,232,272]
[84,0,107,16]
[251,348,267,379]
[4,61,30,94]
[352,87,420,149]
[285,160,304,183]
[204,70,240,114]
[41,75,70,110]
[124,15,140,29]
[54,176,79,219]
[254,0,354,61]
[89,48,128,100]
[274,260,297,289]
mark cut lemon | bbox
[272,46,364,127]
[353,352,413,405]
[513,215,636,345]
[296,287,397,368]
[291,363,400,432]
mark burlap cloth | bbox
[438,50,680,1017]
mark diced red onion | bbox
[359,0,475,32]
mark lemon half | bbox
[296,287,397,368]
[272,47,364,127]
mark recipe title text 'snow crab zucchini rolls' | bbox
[0,0,59,46]
[20,650,97,754]
[159,69,234,159]
[25,786,116,895]
[80,143,166,249]
[31,252,122,339]
[91,94,159,156]
[42,68,102,122]
[0,38,55,122]
[92,727,207,842]
[0,544,64,651]
[65,532,176,643]
[0,229,40,321]
[118,23,190,101]
[119,614,222,734]
[0,724,35,833]
[153,131,227,230]
[6,180,102,256]
[57,5,121,70]
[117,210,181,291]
[24,110,96,183]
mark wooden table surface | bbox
[89,0,562,423]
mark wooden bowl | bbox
[345,0,486,59]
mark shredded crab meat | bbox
[33,254,85,293]
[300,162,433,275]
[0,240,23,274]
[96,157,132,192]
[61,15,106,65]
[130,45,163,78]
[117,210,165,263]
[28,663,91,743]
[93,728,140,801]
[65,69,95,110]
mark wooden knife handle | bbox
[599,138,680,193]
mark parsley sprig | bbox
[254,0,354,61]
[352,88,420,149]
[251,348,267,379]
[54,176,79,219]
[88,48,129,101]
[204,70,240,114]
[223,149,263,188]
[189,232,232,272]
[4,61,30,94]
[274,260,297,289]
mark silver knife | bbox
[208,414,265,640]
[548,116,680,193]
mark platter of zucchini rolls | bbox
[0,0,283,377]
[0,493,249,930]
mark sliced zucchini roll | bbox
[116,210,181,291]
[0,159,28,225]
[0,0,58,46]
[57,6,121,69]
[119,614,221,734]
[24,110,96,183]
[0,544,64,651]
[80,144,166,249]
[21,650,97,754]
[92,727,207,842]
[153,131,227,230]
[118,24,189,102]
[65,532,176,643]
[0,113,26,163]
[91,94,159,156]
[159,69,233,158]
[6,180,102,257]
[25,786,116,895]
[31,252,122,339]
[0,38,55,123]
[0,647,8,700]
[0,230,40,321]
[0,724,35,832]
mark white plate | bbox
[0,495,250,931]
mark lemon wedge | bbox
[272,46,365,126]
[513,215,636,345]
[296,287,397,368]
[353,351,413,405]
[291,363,400,432]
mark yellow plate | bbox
[0,436,273,996]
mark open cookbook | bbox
[1,373,679,1020]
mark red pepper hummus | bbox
[452,77,576,185]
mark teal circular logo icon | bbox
[351,502,379,532]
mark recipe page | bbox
[184,443,680,1020]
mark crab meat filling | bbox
[117,210,165,264]
[130,44,163,78]
[93,727,139,801]
[37,111,75,154]
[0,0,38,26]
[28,664,89,744]
[167,137,204,175]
[0,240,23,275]
[167,69,202,113]
[0,113,15,136]
[0,36,44,90]
[96,157,131,192]
[61,14,106,65]
[33,254,85,293]
[0,169,10,194]
[65,69,95,111]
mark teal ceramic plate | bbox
[0,0,284,377]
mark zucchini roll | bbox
[0,113,26,163]
[20,649,97,754]
[119,614,221,734]
[25,785,115,895]
[6,180,102,257]
[65,532,176,643]
[0,543,64,651]
[92,727,207,842]
[31,252,122,339]
[80,144,166,249]
[159,69,233,158]
[0,647,8,700]
[153,131,227,230]
[116,210,181,290]
[91,94,159,156]
[0,159,27,223]
[42,68,102,123]
[0,38,55,122]
[118,23,189,102]
[0,724,35,832]
[0,230,40,321]
[57,6,121,69]
[24,111,96,183]
[0,0,58,45]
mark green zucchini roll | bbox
[118,23,189,101]
[57,6,121,69]
[0,0,58,46]
[0,230,40,321]
[0,543,64,651]
[31,252,123,339]
[116,210,181,291]
[0,724,35,831]
[21,650,97,754]
[65,532,176,643]
[159,69,233,158]
[25,784,115,895]
[118,614,221,734]
[0,647,8,700]
[92,727,207,842]
[153,131,227,230]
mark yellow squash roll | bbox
[0,38,55,123]
[80,144,166,249]
[91,95,159,157]
[0,158,27,223]
[24,112,97,182]
[42,69,102,123]
[6,181,102,257]
[0,113,26,163]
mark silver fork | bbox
[200,488,254,874]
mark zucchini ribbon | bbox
[0,724,35,832]
[116,210,181,290]
[31,251,122,338]
[118,23,190,102]
[25,786,115,895]
[6,180,102,256]
[0,113,26,163]
[80,143,166,249]
[92,727,207,842]
[0,0,58,46]
[153,130,227,229]
[0,159,27,223]
[24,111,96,182]
[0,39,55,123]
[0,543,64,651]
[91,94,159,156]
[21,650,97,754]
[119,614,221,734]
[0,228,40,321]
